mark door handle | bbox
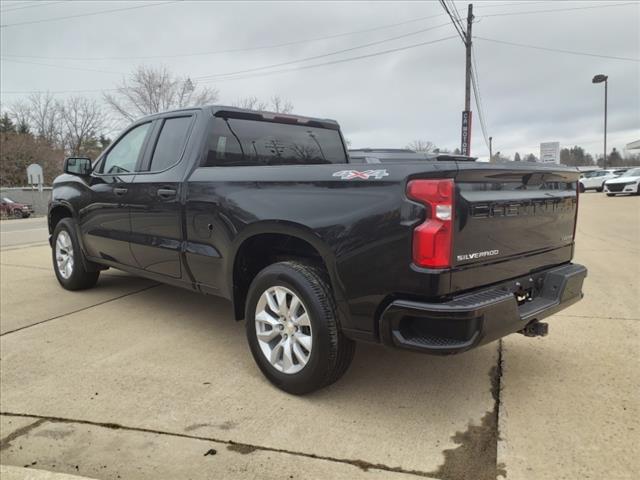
[157,188,177,199]
[113,187,128,196]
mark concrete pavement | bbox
[0,217,49,250]
[1,193,638,479]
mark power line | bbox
[0,11,451,61]
[0,1,64,13]
[475,36,640,63]
[194,21,453,81]
[0,1,181,28]
[470,46,490,151]
[479,1,636,18]
[439,0,466,43]
[1,57,124,75]
[1,35,458,94]
[195,35,458,84]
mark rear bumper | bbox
[379,263,587,354]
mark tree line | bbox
[0,65,294,187]
[406,140,640,167]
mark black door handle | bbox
[157,188,176,199]
[113,187,128,196]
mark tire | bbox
[579,183,585,193]
[245,261,355,395]
[52,218,100,290]
[596,183,605,192]
[13,209,23,219]
[606,193,615,197]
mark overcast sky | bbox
[1,0,638,159]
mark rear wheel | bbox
[245,261,355,395]
[52,218,100,290]
[579,183,585,193]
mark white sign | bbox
[540,142,560,164]
[27,163,43,185]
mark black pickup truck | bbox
[49,106,587,394]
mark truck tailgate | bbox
[453,164,579,268]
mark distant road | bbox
[0,217,49,249]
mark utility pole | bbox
[460,3,474,156]
[489,136,493,162]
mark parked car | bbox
[0,197,33,218]
[579,168,627,192]
[604,167,640,196]
[48,106,587,394]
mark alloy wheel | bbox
[55,230,74,279]
[255,286,313,374]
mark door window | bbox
[148,116,193,172]
[101,122,151,174]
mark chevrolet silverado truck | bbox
[48,106,587,394]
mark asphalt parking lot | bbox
[1,193,638,480]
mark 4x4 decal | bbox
[332,169,389,180]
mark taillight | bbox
[407,179,455,269]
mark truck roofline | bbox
[127,105,340,130]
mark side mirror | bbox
[64,157,92,176]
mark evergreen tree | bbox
[0,113,16,133]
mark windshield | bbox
[622,168,640,177]
[2,197,15,203]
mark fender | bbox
[227,220,352,329]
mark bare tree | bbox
[10,92,61,146]
[406,140,436,153]
[59,96,109,156]
[270,95,294,113]
[104,65,219,123]
[232,95,294,113]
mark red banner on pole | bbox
[461,110,472,156]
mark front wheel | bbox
[13,209,23,219]
[245,261,355,395]
[52,218,100,290]
[606,193,615,197]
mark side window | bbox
[101,123,151,174]
[203,117,346,167]
[203,118,245,167]
[149,116,193,172]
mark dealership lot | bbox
[0,194,638,480]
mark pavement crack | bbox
[559,314,640,321]
[426,340,506,480]
[0,262,51,271]
[0,412,435,478]
[0,284,160,337]
[0,418,47,451]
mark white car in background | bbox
[579,168,627,192]
[604,167,640,196]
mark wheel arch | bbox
[48,201,76,235]
[228,221,343,322]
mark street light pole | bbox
[592,74,608,169]
[604,78,608,169]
